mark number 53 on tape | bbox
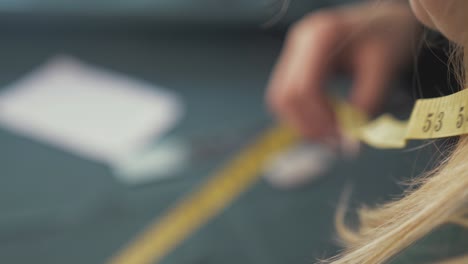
[353,88,468,148]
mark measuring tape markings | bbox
[362,89,468,148]
[407,89,468,139]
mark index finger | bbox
[267,12,348,138]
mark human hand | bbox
[266,2,420,143]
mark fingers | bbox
[267,3,415,141]
[267,11,347,140]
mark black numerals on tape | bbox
[456,106,465,129]
[422,106,468,133]
[434,112,444,132]
[422,111,445,133]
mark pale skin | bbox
[267,0,467,143]
[410,0,468,45]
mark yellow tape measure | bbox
[109,125,299,264]
[357,88,468,148]
[109,88,468,264]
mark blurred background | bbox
[0,0,351,28]
[0,1,449,264]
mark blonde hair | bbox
[327,48,468,263]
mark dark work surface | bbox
[0,27,447,264]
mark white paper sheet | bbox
[0,55,183,166]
